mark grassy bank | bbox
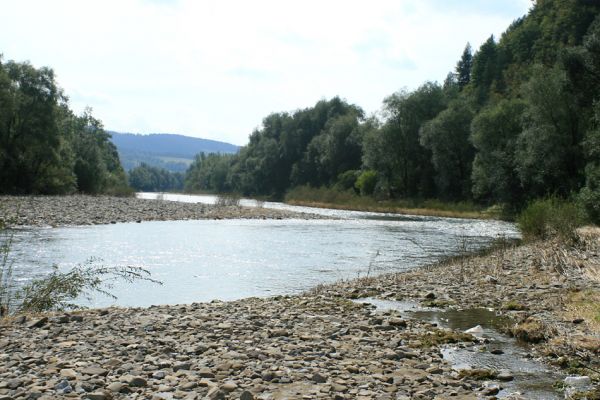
[284,186,499,220]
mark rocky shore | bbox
[0,196,598,399]
[0,196,324,227]
[1,232,599,399]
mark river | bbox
[5,193,519,308]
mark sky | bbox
[1,0,532,146]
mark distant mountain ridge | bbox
[109,131,239,172]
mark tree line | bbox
[0,57,129,195]
[183,0,600,221]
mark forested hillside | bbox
[184,0,600,221]
[0,58,129,195]
[110,132,239,172]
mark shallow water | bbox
[4,194,518,308]
[357,298,563,399]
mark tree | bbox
[471,36,499,103]
[0,56,129,195]
[516,65,584,199]
[420,99,475,200]
[456,43,473,90]
[363,83,447,198]
[470,99,526,207]
[0,60,74,194]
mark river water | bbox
[5,193,519,308]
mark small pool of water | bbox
[356,298,563,399]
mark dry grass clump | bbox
[563,290,600,334]
[458,368,498,380]
[509,317,556,343]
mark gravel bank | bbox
[1,197,598,398]
[0,295,486,400]
[0,196,325,227]
[330,230,600,382]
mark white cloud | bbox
[1,0,530,145]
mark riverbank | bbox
[328,228,600,385]
[1,232,598,398]
[0,196,325,227]
[283,187,497,220]
[285,199,492,220]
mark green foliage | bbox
[129,163,184,192]
[516,65,585,199]
[17,259,161,314]
[363,82,446,198]
[177,0,600,224]
[517,197,584,242]
[456,43,473,90]
[420,98,475,200]
[0,56,130,195]
[184,152,236,193]
[335,170,360,192]
[355,170,378,196]
[471,99,526,206]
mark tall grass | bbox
[0,219,15,317]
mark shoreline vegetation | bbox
[283,186,495,220]
[0,195,598,398]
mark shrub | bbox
[355,170,378,196]
[579,163,600,224]
[17,259,161,313]
[335,170,360,192]
[215,193,241,207]
[517,197,584,242]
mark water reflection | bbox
[4,195,519,309]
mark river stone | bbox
[173,362,192,372]
[198,368,215,378]
[240,391,254,400]
[312,372,327,383]
[496,371,514,381]
[207,387,225,400]
[60,369,77,379]
[81,367,108,376]
[27,317,48,329]
[388,317,407,328]
[221,382,237,392]
[106,382,125,392]
[85,393,109,400]
[127,376,147,387]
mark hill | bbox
[109,132,239,172]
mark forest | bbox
[2,0,600,223]
[0,58,129,195]
[183,0,600,221]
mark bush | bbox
[580,164,600,224]
[17,259,161,313]
[517,197,584,242]
[355,170,378,196]
[335,170,360,192]
[215,193,241,206]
